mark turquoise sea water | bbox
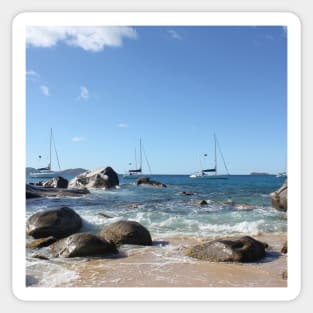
[26,174,287,238]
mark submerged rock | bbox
[26,184,89,198]
[99,220,152,246]
[179,191,195,196]
[96,212,112,218]
[26,206,82,239]
[69,166,119,189]
[50,233,117,258]
[270,180,287,211]
[186,236,266,262]
[134,177,167,188]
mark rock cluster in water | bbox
[26,183,90,198]
[26,166,120,199]
[26,205,276,264]
[26,206,153,258]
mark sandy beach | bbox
[45,233,287,288]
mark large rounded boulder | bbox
[186,236,266,262]
[99,220,152,246]
[26,206,82,239]
[270,180,287,211]
[50,233,117,258]
[69,166,119,189]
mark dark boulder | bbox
[26,184,90,198]
[26,206,82,239]
[271,180,287,211]
[50,233,117,258]
[41,176,69,188]
[69,166,119,189]
[186,236,266,262]
[134,177,167,188]
[26,236,57,249]
[281,241,288,254]
[99,220,152,246]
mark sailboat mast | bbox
[49,128,52,170]
[214,133,217,175]
[139,138,142,172]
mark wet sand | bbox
[55,233,287,288]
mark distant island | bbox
[249,172,271,176]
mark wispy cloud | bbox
[72,136,86,142]
[265,34,275,41]
[26,69,40,81]
[168,30,182,40]
[40,85,49,96]
[26,26,138,52]
[117,123,128,128]
[79,86,89,101]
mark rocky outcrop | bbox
[134,177,167,188]
[39,176,69,188]
[26,206,82,239]
[69,166,119,189]
[270,180,287,211]
[50,233,117,258]
[26,184,89,198]
[186,236,266,262]
[99,220,152,246]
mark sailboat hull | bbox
[190,174,229,179]
[29,171,60,178]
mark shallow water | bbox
[26,174,287,287]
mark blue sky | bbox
[26,26,287,174]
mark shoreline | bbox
[27,232,287,288]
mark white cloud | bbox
[79,86,89,101]
[26,69,40,81]
[72,137,86,142]
[168,30,182,40]
[26,26,137,52]
[117,123,128,128]
[40,85,49,96]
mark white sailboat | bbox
[124,138,151,178]
[190,134,229,179]
[29,128,62,178]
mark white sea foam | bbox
[27,260,80,287]
[199,219,265,236]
